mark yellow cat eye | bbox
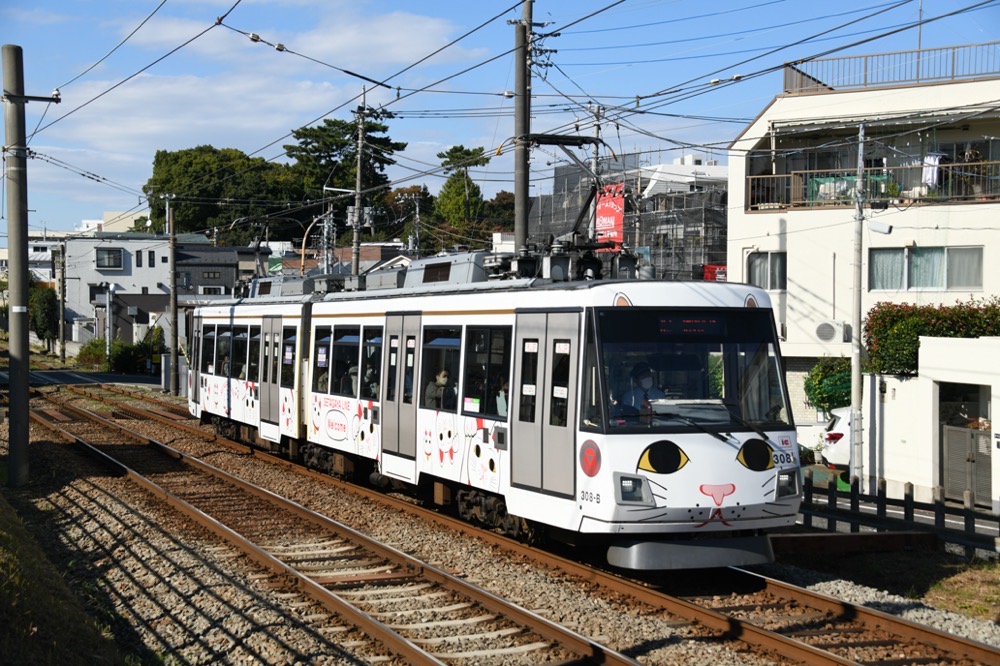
[737,439,775,471]
[638,440,689,474]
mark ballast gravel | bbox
[4,408,999,664]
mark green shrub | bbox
[76,338,106,370]
[865,296,1000,375]
[804,356,851,413]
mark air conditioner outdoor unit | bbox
[815,320,847,343]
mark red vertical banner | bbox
[595,183,625,252]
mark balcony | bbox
[746,160,1000,211]
[784,41,1000,94]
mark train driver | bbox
[620,362,665,410]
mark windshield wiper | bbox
[723,406,774,443]
[659,412,730,443]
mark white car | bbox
[818,407,852,467]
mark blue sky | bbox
[3,0,998,242]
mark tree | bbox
[378,185,435,251]
[435,172,485,244]
[285,117,407,243]
[482,190,515,231]
[142,146,308,243]
[803,356,851,413]
[28,285,58,352]
[436,145,490,224]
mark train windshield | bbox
[586,308,792,432]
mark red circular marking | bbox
[579,440,601,477]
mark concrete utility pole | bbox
[513,0,532,251]
[56,246,66,363]
[589,103,604,241]
[352,87,366,276]
[3,44,60,487]
[163,193,178,395]
[851,124,865,487]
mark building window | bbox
[870,246,983,290]
[747,251,786,290]
[202,271,221,279]
[136,250,143,268]
[161,255,168,263]
[148,250,155,267]
[200,286,224,295]
[96,248,124,269]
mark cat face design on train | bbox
[630,438,778,526]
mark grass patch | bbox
[786,547,1000,623]
[0,492,122,664]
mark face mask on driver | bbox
[437,376,449,386]
[640,377,653,390]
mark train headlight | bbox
[776,470,798,498]
[615,473,653,505]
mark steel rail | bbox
[32,389,638,665]
[45,386,1000,665]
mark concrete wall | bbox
[847,337,999,514]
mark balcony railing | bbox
[784,41,1000,93]
[746,161,1000,211]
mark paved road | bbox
[0,369,163,388]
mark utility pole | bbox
[851,124,865,488]
[589,103,604,241]
[398,192,422,258]
[56,246,66,363]
[3,44,60,487]
[163,193,178,395]
[352,87,366,276]
[513,0,532,251]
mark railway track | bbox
[30,388,636,665]
[36,385,1000,665]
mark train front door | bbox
[260,315,282,427]
[510,310,580,497]
[382,313,421,460]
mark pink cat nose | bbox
[700,483,736,506]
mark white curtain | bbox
[869,248,904,289]
[908,247,944,288]
[946,247,983,288]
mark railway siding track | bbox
[36,385,1000,665]
[30,390,637,665]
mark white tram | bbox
[189,251,801,569]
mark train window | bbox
[581,321,603,431]
[518,339,539,423]
[360,327,382,401]
[216,329,232,377]
[247,327,261,382]
[313,326,332,393]
[549,339,571,427]
[421,326,460,412]
[231,326,248,379]
[270,332,281,385]
[202,325,216,374]
[404,336,416,404]
[462,326,511,419]
[280,327,296,388]
[331,326,361,397]
[386,336,399,402]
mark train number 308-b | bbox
[580,491,601,504]
[773,451,796,465]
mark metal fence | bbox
[800,469,1000,556]
[784,41,1000,93]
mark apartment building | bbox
[728,41,1000,433]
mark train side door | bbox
[260,315,282,427]
[382,313,421,460]
[190,314,202,405]
[511,310,580,497]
